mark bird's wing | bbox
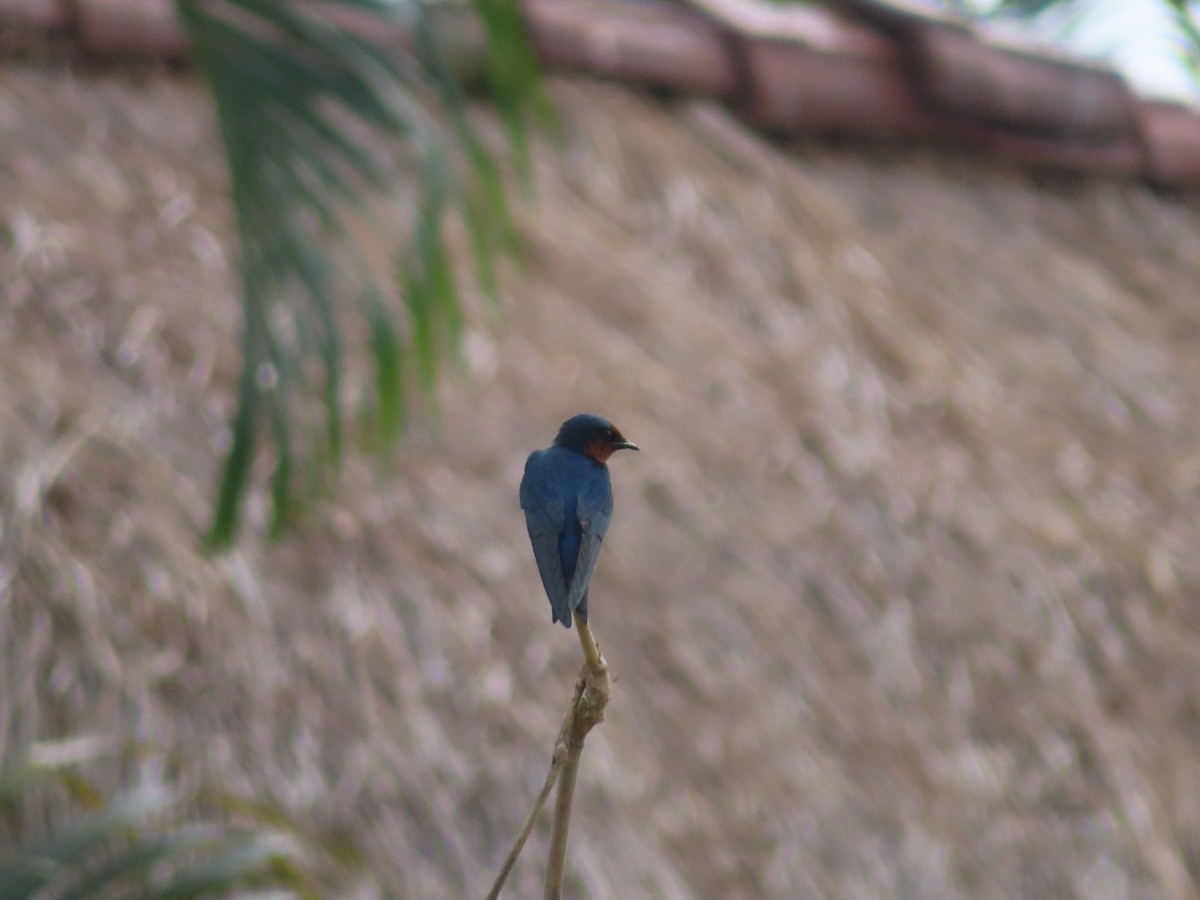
[565,487,613,615]
[520,457,571,625]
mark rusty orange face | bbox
[585,439,618,464]
[583,425,637,464]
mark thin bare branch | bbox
[542,611,612,900]
[482,748,566,900]
[490,611,613,899]
[489,653,582,898]
[542,743,581,900]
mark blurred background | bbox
[4,0,1200,897]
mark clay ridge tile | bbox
[3,0,1200,187]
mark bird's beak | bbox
[612,438,639,452]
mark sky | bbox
[1050,0,1196,101]
[935,0,1199,102]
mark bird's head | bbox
[554,413,639,464]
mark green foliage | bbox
[173,0,546,548]
[935,0,1092,23]
[989,0,1077,14]
[935,0,1072,14]
[939,0,1200,86]
[0,741,337,899]
[1165,1,1200,80]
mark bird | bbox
[519,414,639,629]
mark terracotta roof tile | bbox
[2,0,1198,187]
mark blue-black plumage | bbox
[519,414,638,628]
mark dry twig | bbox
[488,612,611,899]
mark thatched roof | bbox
[5,57,1200,898]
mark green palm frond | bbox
[933,0,1092,20]
[0,747,326,899]
[1165,0,1200,80]
[991,0,1078,15]
[173,0,545,548]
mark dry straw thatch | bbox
[4,60,1200,898]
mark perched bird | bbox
[520,414,639,628]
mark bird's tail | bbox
[551,589,588,629]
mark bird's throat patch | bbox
[585,440,615,464]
